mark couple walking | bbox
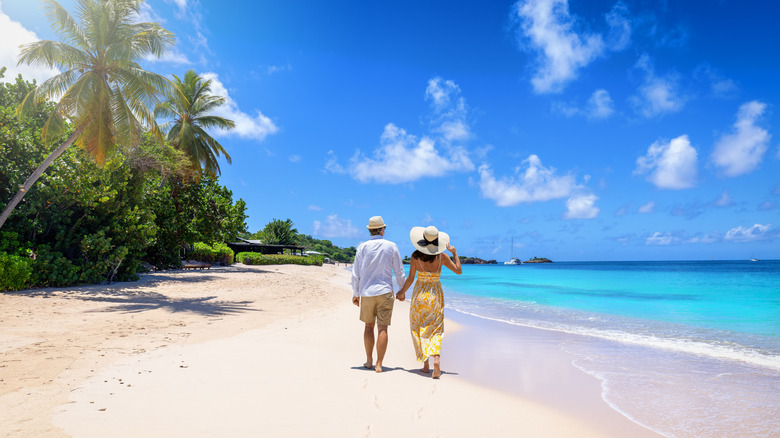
[351,216,462,378]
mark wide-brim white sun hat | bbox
[410,226,450,255]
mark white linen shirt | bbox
[351,235,405,298]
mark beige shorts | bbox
[359,292,395,326]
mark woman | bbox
[396,226,462,378]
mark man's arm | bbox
[392,244,406,291]
[351,247,361,305]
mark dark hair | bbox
[369,227,385,236]
[412,250,437,264]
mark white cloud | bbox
[307,205,323,211]
[347,77,474,184]
[0,8,59,84]
[425,77,471,142]
[478,155,578,206]
[312,214,363,239]
[425,77,459,111]
[324,150,345,174]
[645,232,675,246]
[552,88,614,119]
[638,201,655,214]
[164,0,188,17]
[145,48,191,65]
[564,194,599,219]
[712,190,733,207]
[630,54,685,117]
[605,2,631,50]
[687,232,720,244]
[512,0,632,93]
[201,72,278,142]
[350,123,473,184]
[513,0,606,93]
[724,224,771,242]
[587,89,614,119]
[634,134,698,189]
[711,101,770,177]
[694,65,738,99]
[288,155,301,163]
[645,230,721,246]
[267,63,292,75]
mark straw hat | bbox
[410,226,450,255]
[366,216,386,229]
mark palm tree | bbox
[260,218,299,246]
[0,0,174,229]
[155,70,235,179]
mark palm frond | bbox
[41,0,90,50]
[196,115,236,131]
[17,40,89,72]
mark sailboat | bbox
[504,237,522,265]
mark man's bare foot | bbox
[375,363,383,373]
[363,361,373,369]
[432,362,441,379]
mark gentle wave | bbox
[447,305,780,372]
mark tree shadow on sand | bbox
[80,294,258,316]
[9,266,275,316]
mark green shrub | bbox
[236,252,323,266]
[213,242,234,265]
[190,242,218,263]
[31,247,80,288]
[0,252,33,291]
[190,242,234,265]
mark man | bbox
[351,216,405,373]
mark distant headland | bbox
[524,257,553,263]
[403,256,498,264]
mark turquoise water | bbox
[428,260,780,437]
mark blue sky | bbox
[1,0,779,261]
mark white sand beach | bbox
[1,264,659,437]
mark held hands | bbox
[395,291,406,302]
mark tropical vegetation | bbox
[155,70,235,179]
[0,0,174,229]
[0,70,247,291]
[236,252,323,267]
[239,219,357,263]
[1,1,368,293]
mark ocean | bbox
[435,260,780,437]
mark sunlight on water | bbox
[436,261,780,437]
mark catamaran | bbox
[504,237,522,265]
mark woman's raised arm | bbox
[442,244,462,275]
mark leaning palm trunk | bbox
[0,0,174,230]
[0,126,85,229]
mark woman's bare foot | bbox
[421,359,430,373]
[432,356,441,379]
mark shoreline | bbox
[443,309,661,436]
[2,264,658,437]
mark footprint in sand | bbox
[373,395,380,409]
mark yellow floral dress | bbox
[409,258,445,361]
